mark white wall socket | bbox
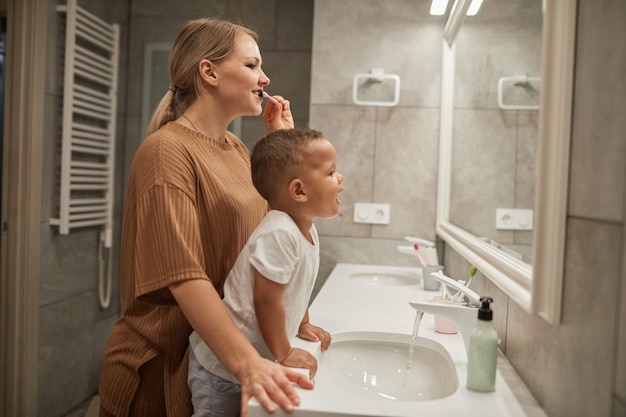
[353,202,391,225]
[495,208,534,230]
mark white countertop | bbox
[249,263,547,417]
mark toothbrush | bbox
[412,243,429,268]
[451,266,477,301]
[261,91,279,105]
[466,266,478,288]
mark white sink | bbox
[314,331,457,401]
[248,263,547,417]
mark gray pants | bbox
[188,348,242,417]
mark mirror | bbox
[436,0,577,324]
[449,0,542,265]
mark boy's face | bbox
[300,139,344,219]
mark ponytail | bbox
[145,88,178,137]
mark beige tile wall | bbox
[310,0,444,284]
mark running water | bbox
[400,310,424,399]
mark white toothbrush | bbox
[261,90,279,104]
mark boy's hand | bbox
[279,347,318,378]
[298,322,332,352]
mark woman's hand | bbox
[262,95,293,131]
[238,356,314,417]
[297,322,332,352]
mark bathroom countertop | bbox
[248,263,547,417]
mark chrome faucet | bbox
[409,270,481,356]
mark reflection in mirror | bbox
[437,0,576,324]
[449,0,542,264]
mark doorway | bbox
[0,1,46,416]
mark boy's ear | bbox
[289,179,308,202]
[198,59,218,86]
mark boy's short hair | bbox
[251,128,326,204]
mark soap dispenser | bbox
[466,296,497,392]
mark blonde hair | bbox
[145,18,258,136]
[251,128,326,204]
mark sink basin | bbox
[314,331,458,402]
[349,269,421,286]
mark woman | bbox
[99,18,313,417]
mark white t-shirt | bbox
[189,210,320,382]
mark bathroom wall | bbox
[38,1,130,416]
[443,1,626,416]
[310,0,445,295]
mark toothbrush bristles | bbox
[412,243,429,268]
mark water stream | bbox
[400,310,424,400]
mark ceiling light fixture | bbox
[466,0,484,16]
[430,0,449,16]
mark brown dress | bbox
[99,123,267,417]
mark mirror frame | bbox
[436,0,577,324]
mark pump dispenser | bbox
[466,296,498,392]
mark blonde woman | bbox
[99,18,312,417]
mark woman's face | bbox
[213,33,270,117]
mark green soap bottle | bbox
[466,296,497,392]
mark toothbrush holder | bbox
[432,295,465,334]
[422,265,444,291]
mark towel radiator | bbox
[51,0,119,308]
[51,0,119,246]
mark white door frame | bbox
[0,0,45,415]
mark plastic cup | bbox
[432,295,465,334]
[422,265,444,291]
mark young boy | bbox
[188,128,344,416]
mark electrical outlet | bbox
[353,202,391,225]
[495,208,534,230]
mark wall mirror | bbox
[436,0,576,324]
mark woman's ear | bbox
[289,179,308,202]
[198,59,218,86]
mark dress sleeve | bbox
[134,183,208,300]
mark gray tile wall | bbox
[310,0,444,288]
[39,1,130,416]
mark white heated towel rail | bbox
[51,0,119,248]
